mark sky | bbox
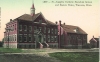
[0,0,99,42]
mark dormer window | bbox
[74,27,79,33]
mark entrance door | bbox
[39,35,42,42]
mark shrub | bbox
[0,42,3,47]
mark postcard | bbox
[0,0,99,62]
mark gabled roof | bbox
[89,38,99,42]
[17,13,57,26]
[17,13,40,21]
[61,24,87,34]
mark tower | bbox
[30,2,35,16]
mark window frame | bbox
[24,25,27,31]
[29,26,32,32]
[24,34,27,42]
[48,28,50,33]
[19,25,22,31]
[29,34,32,42]
[19,34,22,42]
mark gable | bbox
[33,13,57,26]
[33,13,47,24]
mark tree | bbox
[0,38,4,47]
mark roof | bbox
[17,13,40,21]
[17,13,57,26]
[89,38,99,42]
[46,20,57,25]
[61,24,87,34]
[94,38,99,42]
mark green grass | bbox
[49,52,99,62]
[0,47,22,53]
[22,49,46,53]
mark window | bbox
[33,35,36,42]
[10,35,12,41]
[29,26,32,32]
[9,35,11,41]
[39,27,42,31]
[4,37,6,41]
[19,34,22,42]
[29,34,32,42]
[19,25,22,31]
[24,35,27,42]
[34,26,37,33]
[15,35,16,41]
[51,36,54,42]
[24,25,27,31]
[13,35,14,41]
[48,28,50,33]
[48,35,50,42]
[39,20,42,24]
[44,27,46,33]
[7,36,9,41]
[51,28,53,34]
[55,29,57,34]
[55,36,57,42]
[12,35,14,41]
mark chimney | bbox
[59,20,61,26]
[93,35,94,38]
[55,21,57,24]
[10,19,12,22]
[63,23,65,25]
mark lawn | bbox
[0,47,22,53]
[49,52,99,62]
